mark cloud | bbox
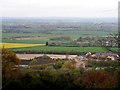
[1,0,119,17]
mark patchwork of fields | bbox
[2,18,118,54]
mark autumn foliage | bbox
[2,49,19,65]
[2,49,22,80]
[1,49,119,89]
[82,70,118,88]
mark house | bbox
[85,52,119,61]
[85,52,98,59]
[107,56,115,60]
[107,55,119,61]
[85,52,92,57]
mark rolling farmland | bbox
[2,18,118,54]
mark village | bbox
[17,52,120,70]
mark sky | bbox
[1,0,120,18]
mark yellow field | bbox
[0,43,45,49]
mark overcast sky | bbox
[1,0,119,18]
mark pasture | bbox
[10,46,111,53]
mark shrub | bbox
[35,54,52,60]
[29,59,39,65]
[62,61,75,69]
[53,60,64,69]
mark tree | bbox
[82,70,118,88]
[46,42,48,46]
[2,49,19,64]
[2,49,21,80]
[77,37,82,42]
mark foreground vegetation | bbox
[2,49,120,89]
[3,69,119,89]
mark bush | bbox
[62,61,75,69]
[30,65,47,70]
[35,54,52,60]
[29,59,39,65]
[53,60,64,69]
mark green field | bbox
[9,46,118,53]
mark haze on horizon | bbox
[1,0,119,18]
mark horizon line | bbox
[1,16,118,19]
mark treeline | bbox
[2,69,120,89]
[11,50,86,55]
[48,36,118,47]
